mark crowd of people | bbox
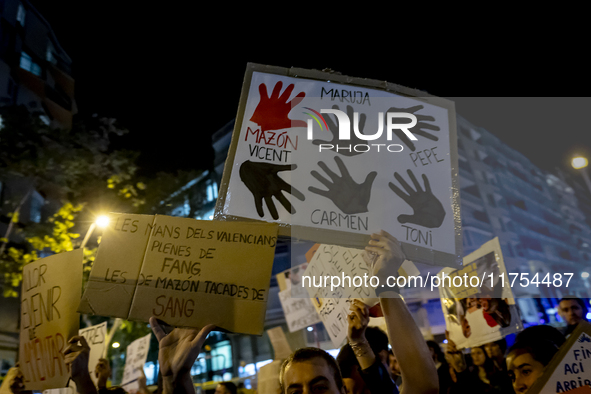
[1,232,589,394]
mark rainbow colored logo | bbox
[303,107,328,131]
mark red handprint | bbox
[250,81,307,132]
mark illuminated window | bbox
[19,52,41,76]
[16,3,26,25]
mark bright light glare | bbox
[572,157,588,169]
[307,326,313,332]
[582,272,590,279]
[112,342,120,348]
[96,215,110,228]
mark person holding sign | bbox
[280,230,438,394]
[149,317,215,394]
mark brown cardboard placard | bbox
[78,214,278,335]
[528,321,591,394]
[19,249,83,390]
[214,63,461,268]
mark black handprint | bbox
[386,105,439,152]
[309,156,377,214]
[388,169,446,228]
[312,104,369,157]
[239,160,305,220]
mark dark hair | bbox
[336,343,357,379]
[470,345,498,380]
[217,382,237,394]
[514,325,565,349]
[364,327,389,354]
[559,297,589,314]
[426,340,446,364]
[491,338,507,355]
[508,325,564,367]
[279,347,343,393]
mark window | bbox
[487,194,496,207]
[16,3,26,26]
[206,180,218,202]
[46,42,57,64]
[19,52,41,76]
[30,191,44,223]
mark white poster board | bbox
[276,263,321,333]
[78,322,107,386]
[302,244,378,348]
[120,334,151,394]
[216,64,461,268]
[439,237,522,349]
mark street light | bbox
[572,156,591,195]
[81,215,110,249]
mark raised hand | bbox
[308,156,376,214]
[312,104,370,157]
[386,105,439,152]
[389,169,446,228]
[365,230,406,287]
[94,358,111,389]
[149,317,215,382]
[347,299,370,343]
[64,336,96,394]
[239,160,305,220]
[250,81,307,132]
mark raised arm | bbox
[366,230,438,394]
[149,317,215,394]
[64,336,98,394]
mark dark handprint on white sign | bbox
[389,169,446,228]
[240,160,305,220]
[309,156,377,214]
[385,105,439,152]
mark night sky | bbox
[28,2,591,179]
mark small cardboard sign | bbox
[19,249,83,390]
[215,63,462,269]
[120,334,151,394]
[302,244,378,348]
[266,326,292,360]
[78,213,278,335]
[439,237,522,349]
[276,263,321,333]
[78,322,107,386]
[528,321,591,394]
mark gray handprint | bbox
[312,104,369,157]
[389,169,446,228]
[309,156,377,214]
[386,105,439,152]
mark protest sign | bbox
[266,326,292,360]
[79,213,278,335]
[527,322,591,394]
[19,249,83,390]
[276,263,321,333]
[302,243,379,348]
[439,237,522,349]
[215,63,461,268]
[120,334,151,394]
[78,322,107,385]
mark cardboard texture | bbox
[215,63,462,268]
[120,334,151,394]
[266,326,292,360]
[78,213,278,335]
[19,249,83,391]
[439,237,522,349]
[78,322,107,386]
[302,244,379,348]
[527,321,591,394]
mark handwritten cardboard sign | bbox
[78,213,278,335]
[266,326,292,360]
[19,249,83,390]
[302,244,378,348]
[439,237,522,349]
[120,334,151,394]
[78,322,107,386]
[528,322,591,394]
[276,263,321,333]
[215,63,461,268]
